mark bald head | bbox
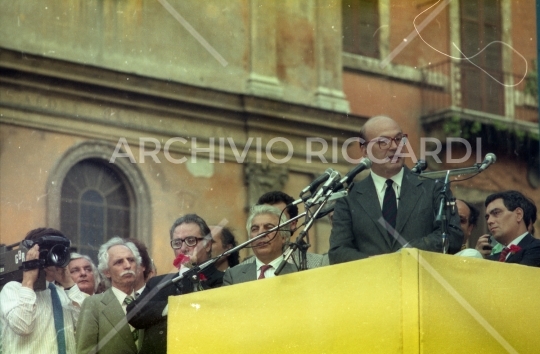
[359,115,405,179]
[360,116,400,142]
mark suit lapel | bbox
[506,234,533,262]
[355,176,394,248]
[241,263,257,282]
[101,289,137,352]
[395,171,423,245]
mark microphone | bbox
[306,170,341,208]
[300,168,333,198]
[477,153,496,172]
[333,158,372,192]
[411,159,427,174]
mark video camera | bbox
[0,235,71,291]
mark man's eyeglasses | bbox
[170,236,204,249]
[362,134,408,150]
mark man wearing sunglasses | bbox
[329,115,463,264]
[127,214,223,354]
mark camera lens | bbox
[47,244,70,268]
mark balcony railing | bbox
[420,60,538,125]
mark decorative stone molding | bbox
[244,162,289,208]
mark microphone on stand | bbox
[332,158,372,192]
[411,159,428,174]
[419,152,497,179]
[477,153,496,172]
[310,159,372,216]
[299,168,334,199]
[305,170,341,208]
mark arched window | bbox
[47,141,151,261]
[60,159,131,261]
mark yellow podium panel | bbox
[168,249,540,353]
[413,250,540,354]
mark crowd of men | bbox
[1,116,539,353]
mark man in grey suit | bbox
[76,237,141,354]
[329,116,463,264]
[224,205,297,284]
[251,191,326,269]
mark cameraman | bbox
[0,228,87,354]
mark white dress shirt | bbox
[110,286,135,315]
[0,280,86,354]
[371,168,404,209]
[255,255,285,279]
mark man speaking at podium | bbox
[329,116,463,264]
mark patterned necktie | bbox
[49,283,67,354]
[258,265,272,279]
[498,247,510,262]
[123,296,139,342]
[382,179,397,230]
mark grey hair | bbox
[97,237,141,287]
[169,214,211,241]
[70,252,101,292]
[246,204,291,246]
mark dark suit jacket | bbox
[488,234,540,267]
[223,261,297,285]
[329,168,463,264]
[127,264,223,354]
[76,288,138,354]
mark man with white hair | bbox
[224,205,298,285]
[68,253,100,296]
[76,237,141,354]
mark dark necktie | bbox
[258,265,272,279]
[123,296,139,342]
[382,179,397,230]
[49,283,67,354]
[498,247,510,262]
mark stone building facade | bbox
[1,1,538,271]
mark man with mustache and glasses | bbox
[76,237,142,354]
[224,205,297,285]
[127,214,223,354]
[329,116,463,264]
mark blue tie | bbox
[49,282,67,354]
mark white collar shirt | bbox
[255,255,285,279]
[0,280,86,354]
[110,286,134,315]
[371,168,404,209]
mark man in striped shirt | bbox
[0,228,86,354]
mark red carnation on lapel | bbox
[173,254,191,268]
[198,273,207,281]
[509,244,522,255]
